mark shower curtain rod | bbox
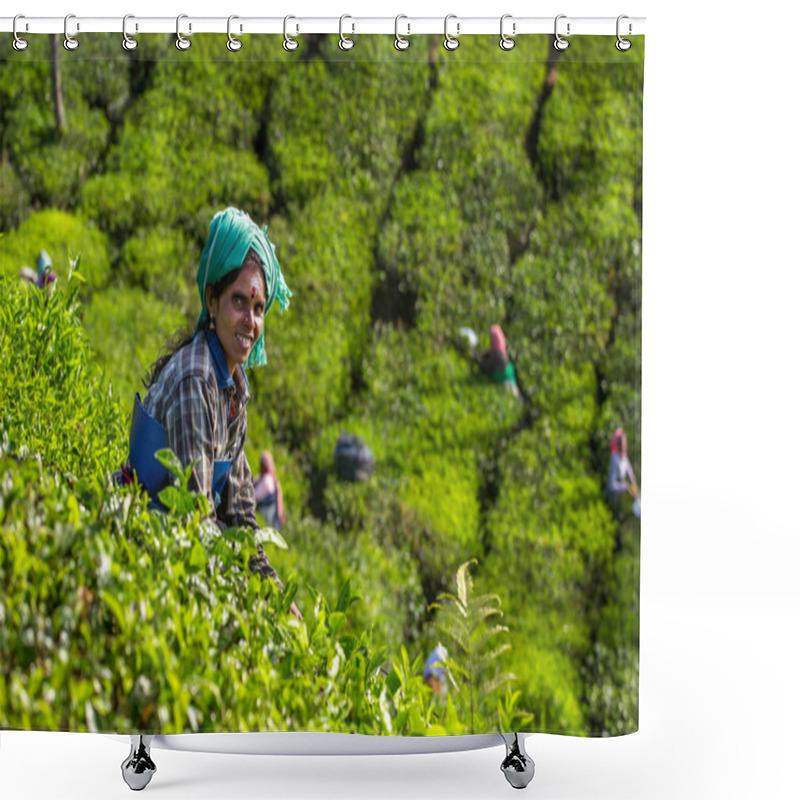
[1,15,646,38]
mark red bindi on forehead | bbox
[248,272,262,300]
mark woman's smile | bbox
[207,260,267,374]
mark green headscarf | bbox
[195,207,291,370]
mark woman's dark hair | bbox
[144,260,257,388]
[144,325,203,388]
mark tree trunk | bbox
[51,35,67,134]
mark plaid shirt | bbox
[143,329,257,531]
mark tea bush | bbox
[82,286,189,408]
[117,225,198,313]
[431,561,533,734]
[0,273,125,485]
[136,48,277,152]
[477,408,627,732]
[268,39,428,209]
[0,209,111,289]
[277,512,428,656]
[0,447,523,734]
[248,193,375,444]
[0,158,29,231]
[0,452,433,733]
[0,273,528,734]
[0,45,111,211]
[535,40,643,203]
[79,135,271,247]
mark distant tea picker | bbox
[119,207,301,618]
[35,249,56,291]
[18,249,57,294]
[253,450,285,530]
[606,427,640,519]
[459,324,522,401]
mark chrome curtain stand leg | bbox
[121,734,157,791]
[500,733,535,789]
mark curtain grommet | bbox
[554,14,570,51]
[443,14,460,51]
[394,15,410,51]
[63,14,79,51]
[175,14,191,51]
[283,15,299,51]
[616,15,632,51]
[499,14,515,51]
[339,14,355,51]
[227,15,243,52]
[121,14,138,51]
[12,15,28,51]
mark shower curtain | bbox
[0,30,643,739]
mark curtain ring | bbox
[553,14,570,51]
[394,15,410,51]
[175,14,191,50]
[283,15,299,51]
[12,15,28,51]
[443,14,460,51]
[499,14,515,51]
[63,14,79,51]
[122,14,138,51]
[339,15,354,50]
[227,15,242,51]
[616,15,632,51]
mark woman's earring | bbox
[209,315,216,330]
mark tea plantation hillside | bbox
[1,34,642,736]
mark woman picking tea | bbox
[125,206,299,617]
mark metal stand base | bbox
[121,735,157,791]
[500,733,535,789]
[118,731,533,790]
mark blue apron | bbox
[128,392,232,509]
